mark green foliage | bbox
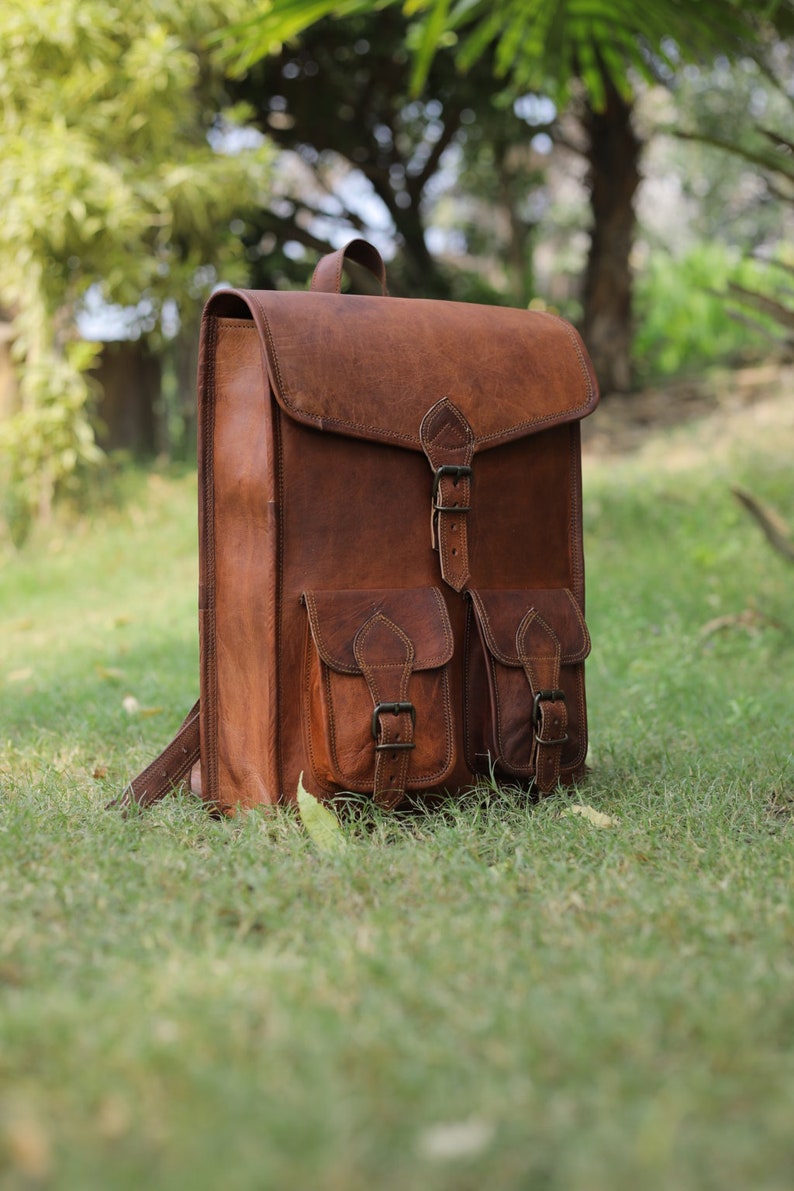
[223,0,775,107]
[0,0,271,539]
[633,243,785,382]
[0,330,103,544]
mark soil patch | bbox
[582,363,793,461]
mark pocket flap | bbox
[303,588,454,674]
[469,589,590,665]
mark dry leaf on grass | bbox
[417,1118,495,1161]
[562,804,618,828]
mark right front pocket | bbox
[302,587,455,806]
[464,588,591,789]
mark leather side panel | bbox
[202,318,280,810]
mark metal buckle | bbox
[432,465,472,512]
[532,689,568,747]
[371,702,416,751]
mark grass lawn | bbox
[1,386,792,1190]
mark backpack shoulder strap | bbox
[111,700,201,810]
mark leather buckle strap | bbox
[516,611,567,793]
[531,689,569,746]
[110,699,201,812]
[372,702,417,751]
[420,398,475,593]
[432,465,472,512]
[354,613,417,809]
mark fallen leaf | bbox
[417,1118,495,1161]
[562,804,617,828]
[92,765,109,780]
[95,665,124,681]
[297,773,347,854]
[137,706,164,718]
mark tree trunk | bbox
[581,83,642,395]
[92,340,160,454]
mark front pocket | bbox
[302,587,455,807]
[464,588,591,790]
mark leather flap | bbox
[304,588,454,674]
[469,589,591,666]
[208,289,598,454]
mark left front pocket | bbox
[302,587,455,807]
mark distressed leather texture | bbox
[122,239,599,813]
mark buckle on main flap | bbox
[431,465,472,512]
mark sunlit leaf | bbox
[410,0,452,93]
[297,773,348,853]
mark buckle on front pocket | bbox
[532,689,568,746]
[371,702,417,751]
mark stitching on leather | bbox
[518,611,562,687]
[421,398,476,452]
[462,600,477,772]
[324,665,348,789]
[470,594,551,777]
[302,619,335,794]
[304,589,453,671]
[540,311,595,406]
[251,292,417,446]
[245,291,596,449]
[561,589,591,663]
[568,424,585,605]
[356,614,413,803]
[355,613,414,685]
[202,314,219,803]
[429,587,454,657]
[355,613,453,786]
[401,669,455,786]
[491,649,534,777]
[289,595,457,792]
[274,405,286,801]
[471,589,588,666]
[421,402,474,591]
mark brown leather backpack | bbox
[121,239,599,813]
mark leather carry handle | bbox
[310,238,388,295]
